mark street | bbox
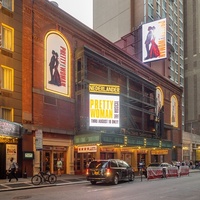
[1,173,199,200]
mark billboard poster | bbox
[6,144,17,170]
[44,31,71,97]
[142,18,166,63]
[89,94,120,127]
[171,95,178,127]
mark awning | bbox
[0,119,23,138]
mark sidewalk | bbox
[0,174,87,192]
[0,169,199,192]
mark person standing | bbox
[8,157,18,182]
[57,158,62,176]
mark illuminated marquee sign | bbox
[89,84,120,94]
[89,94,120,127]
[78,146,97,153]
[89,84,120,128]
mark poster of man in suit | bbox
[44,31,71,97]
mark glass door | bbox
[53,152,65,175]
[43,151,51,172]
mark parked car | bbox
[86,159,135,185]
[144,162,172,178]
[148,162,172,168]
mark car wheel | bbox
[90,181,97,185]
[113,174,119,185]
[129,173,135,181]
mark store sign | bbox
[35,130,43,150]
[137,150,148,154]
[23,151,34,159]
[100,148,115,152]
[78,146,97,153]
[151,149,168,155]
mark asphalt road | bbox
[1,173,199,200]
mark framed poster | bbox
[6,144,17,170]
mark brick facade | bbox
[20,0,182,175]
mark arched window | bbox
[156,87,164,119]
[171,95,178,127]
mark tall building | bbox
[184,1,200,163]
[93,0,189,161]
[0,0,23,178]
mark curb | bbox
[0,180,88,192]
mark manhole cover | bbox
[13,196,31,199]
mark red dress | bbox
[149,39,160,58]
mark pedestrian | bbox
[8,157,18,182]
[176,161,180,170]
[57,158,62,176]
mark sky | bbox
[53,0,93,28]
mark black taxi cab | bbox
[86,159,135,185]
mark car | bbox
[86,159,135,185]
[148,162,172,168]
[146,162,173,178]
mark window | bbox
[1,0,14,12]
[0,65,14,91]
[1,24,14,51]
[1,107,13,121]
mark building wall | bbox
[93,0,131,42]
[0,0,22,123]
[184,0,200,134]
[0,0,23,179]
[20,0,183,176]
[22,1,75,133]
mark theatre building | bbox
[21,0,182,176]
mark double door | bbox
[43,151,65,175]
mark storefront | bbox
[74,132,172,174]
[0,119,23,179]
[32,131,74,176]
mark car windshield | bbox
[88,161,108,169]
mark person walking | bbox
[57,158,62,176]
[8,157,18,182]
